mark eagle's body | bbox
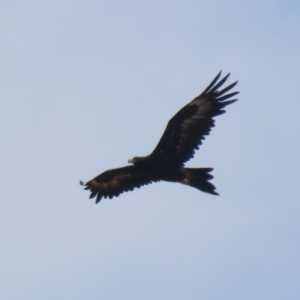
[81,72,238,203]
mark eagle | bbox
[80,71,238,203]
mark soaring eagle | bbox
[80,72,238,203]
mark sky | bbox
[0,1,299,299]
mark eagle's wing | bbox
[80,165,158,203]
[151,72,238,166]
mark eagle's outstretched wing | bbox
[150,72,238,166]
[80,166,158,203]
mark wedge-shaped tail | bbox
[180,168,219,195]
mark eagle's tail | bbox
[180,168,219,195]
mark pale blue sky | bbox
[0,1,299,299]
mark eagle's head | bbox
[128,156,145,164]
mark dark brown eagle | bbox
[80,71,238,203]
